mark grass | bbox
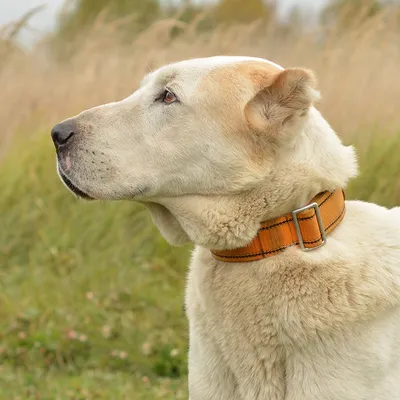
[2,3,400,398]
[0,135,190,399]
[0,369,186,400]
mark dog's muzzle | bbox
[57,166,94,200]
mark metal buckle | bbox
[292,202,327,252]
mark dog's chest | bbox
[186,243,400,400]
[186,249,290,399]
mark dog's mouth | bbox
[58,167,94,200]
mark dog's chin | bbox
[58,168,94,200]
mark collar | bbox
[211,189,345,263]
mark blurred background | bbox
[1,0,400,398]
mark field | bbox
[1,5,400,399]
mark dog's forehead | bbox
[144,56,283,92]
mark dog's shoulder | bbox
[339,199,400,250]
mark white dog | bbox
[52,56,400,399]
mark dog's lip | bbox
[58,168,94,200]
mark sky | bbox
[0,0,331,45]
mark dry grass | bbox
[1,5,400,155]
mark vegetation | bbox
[0,136,190,399]
[56,0,161,41]
[214,0,275,24]
[1,0,400,398]
[322,0,383,30]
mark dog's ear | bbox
[245,68,320,135]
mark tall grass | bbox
[1,6,399,147]
[1,4,400,399]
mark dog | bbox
[51,56,400,399]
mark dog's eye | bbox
[163,89,177,104]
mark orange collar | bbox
[211,189,345,263]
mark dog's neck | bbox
[145,109,358,251]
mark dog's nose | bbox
[51,121,76,147]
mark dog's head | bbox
[52,56,357,247]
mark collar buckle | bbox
[292,202,327,252]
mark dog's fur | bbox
[53,56,400,399]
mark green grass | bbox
[1,129,400,399]
[0,133,191,399]
[0,368,187,399]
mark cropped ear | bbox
[245,68,320,134]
